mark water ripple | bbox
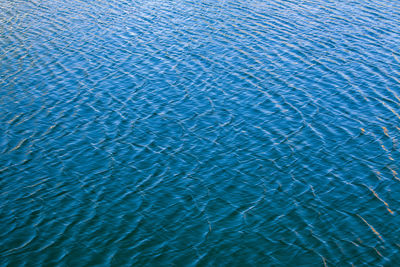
[1,0,400,265]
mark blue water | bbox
[1,0,400,265]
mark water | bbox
[1,0,400,265]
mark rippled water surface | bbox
[1,0,400,265]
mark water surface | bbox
[1,0,400,265]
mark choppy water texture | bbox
[1,0,400,266]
